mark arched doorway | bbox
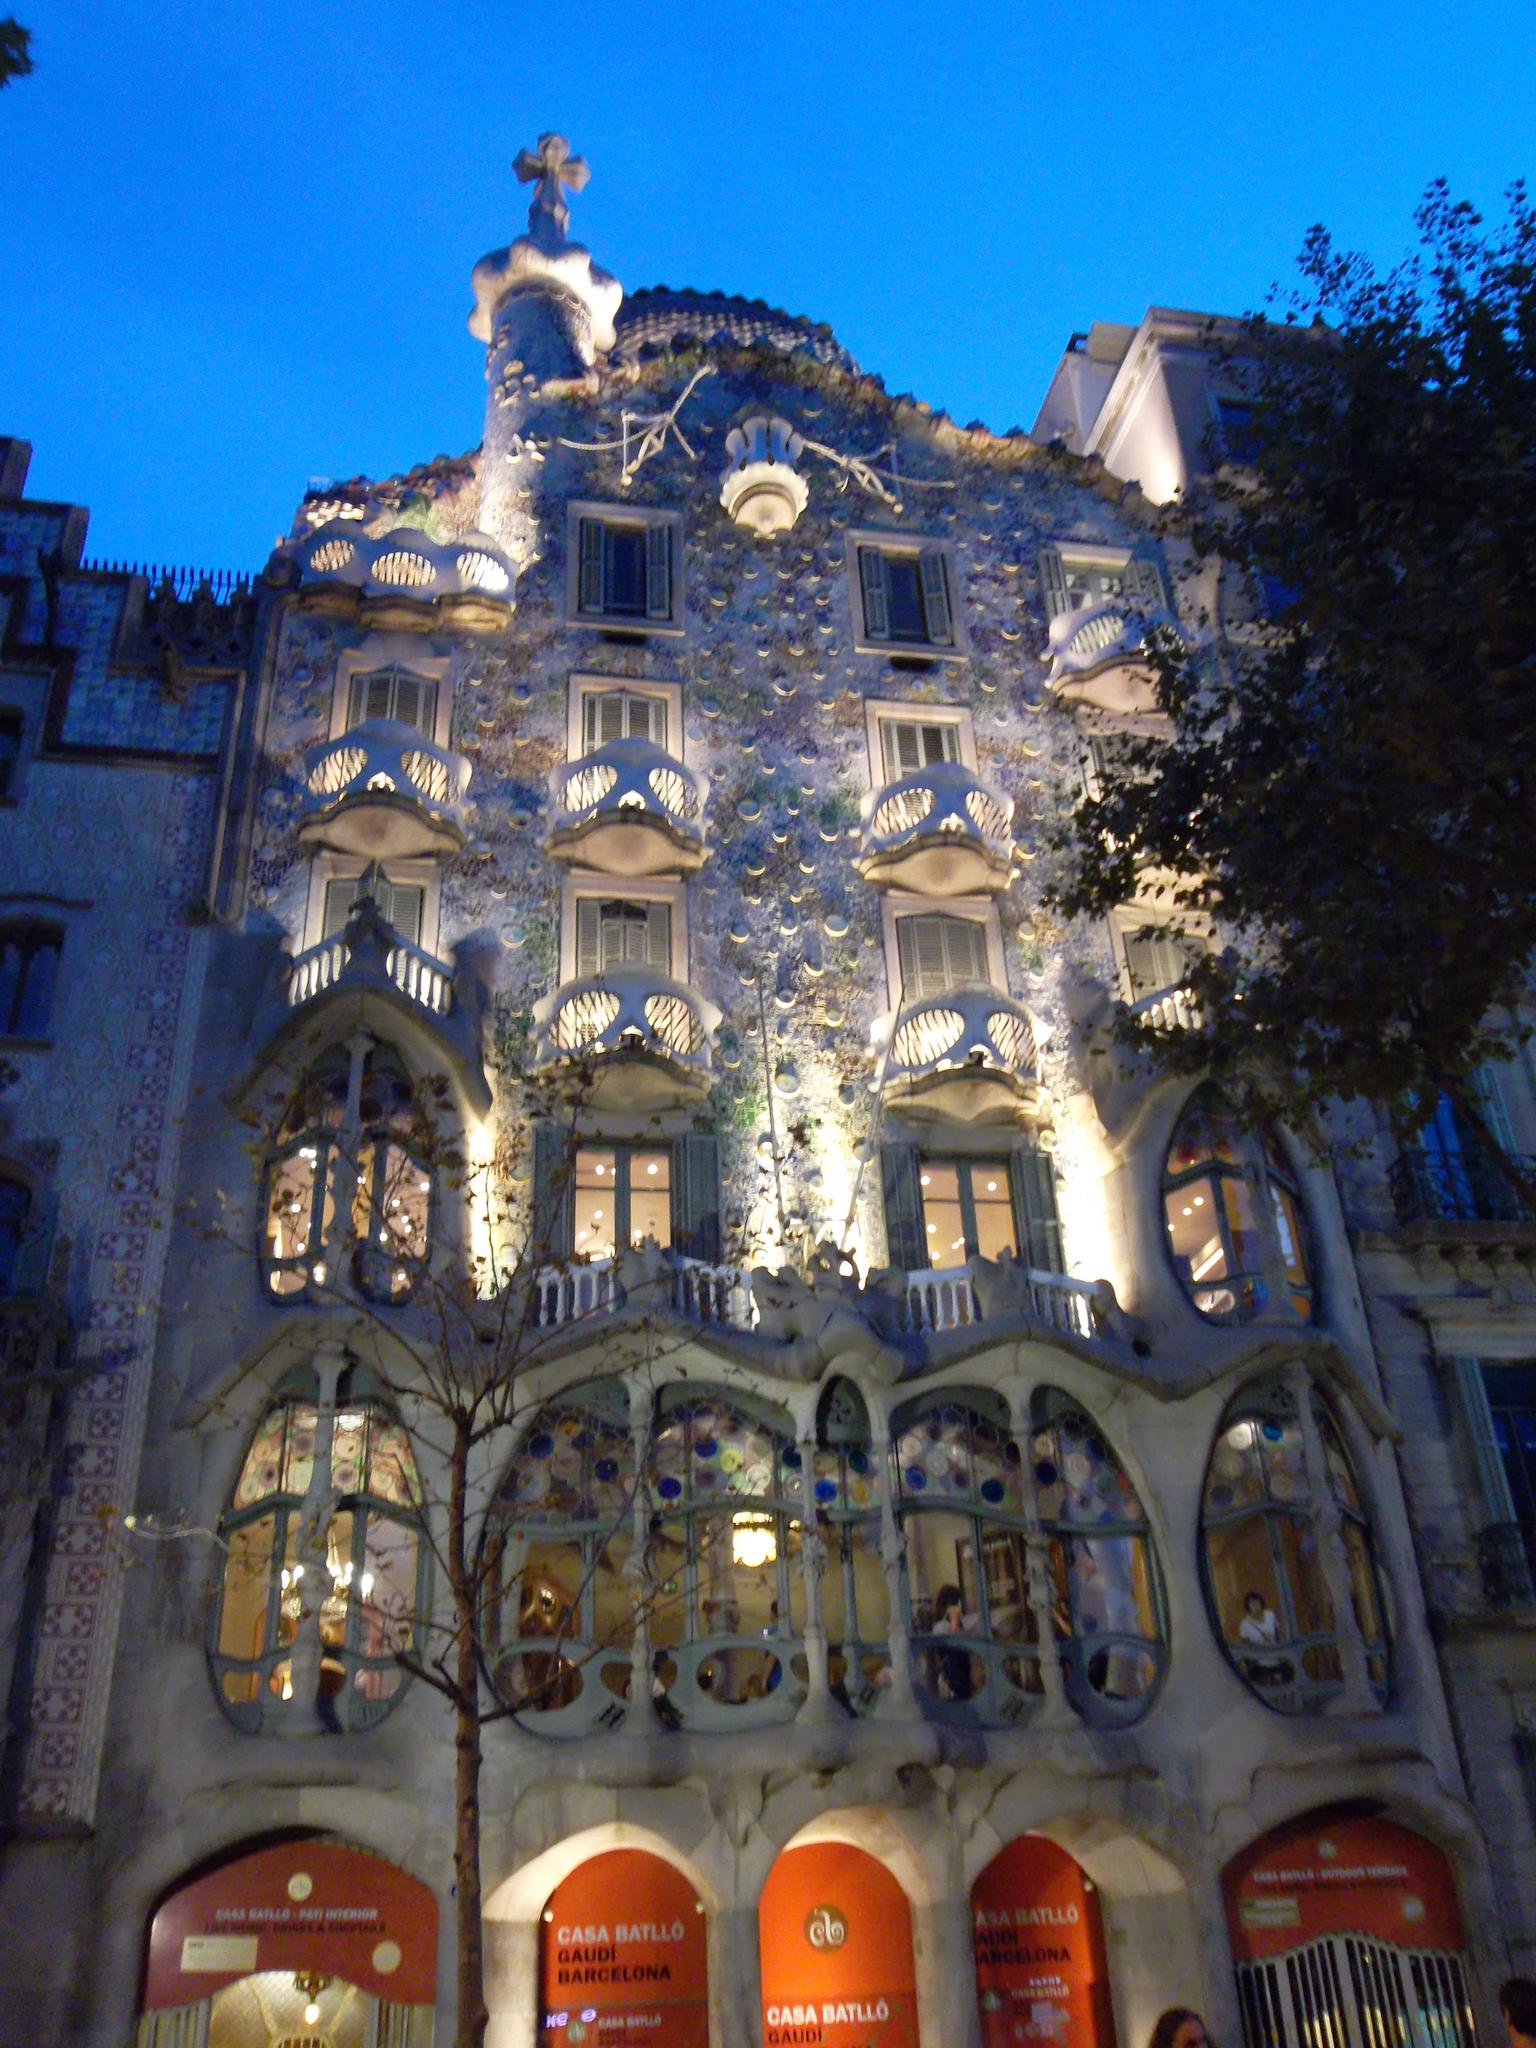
[972,1836,1116,2048]
[1224,1813,1475,2048]
[759,1842,919,2048]
[537,1849,709,2048]
[138,1838,436,2046]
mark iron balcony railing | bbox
[1390,1146,1536,1228]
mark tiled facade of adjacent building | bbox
[0,160,1529,2048]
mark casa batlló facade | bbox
[0,141,1533,2048]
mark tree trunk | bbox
[449,1417,488,2048]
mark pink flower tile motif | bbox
[40,1603,97,1639]
[50,1644,91,1683]
[31,1688,84,1727]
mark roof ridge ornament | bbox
[513,132,589,250]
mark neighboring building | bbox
[0,433,254,1884]
[0,155,1518,2048]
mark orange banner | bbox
[759,1843,919,2048]
[143,1839,437,2008]
[1225,1813,1465,1961]
[540,1850,709,2048]
[972,1836,1116,2048]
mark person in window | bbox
[1236,1587,1292,1687]
[931,1581,975,1701]
[1147,2011,1212,2048]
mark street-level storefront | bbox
[760,1842,919,2048]
[537,1849,709,2048]
[137,1836,436,2047]
[1225,1813,1476,2048]
[973,1835,1117,2048]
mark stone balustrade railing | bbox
[1128,981,1203,1033]
[896,1263,1098,1340]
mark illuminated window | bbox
[893,911,991,999]
[880,1143,1062,1277]
[211,1375,424,1732]
[1030,1387,1165,1719]
[1201,1375,1389,1712]
[1162,1088,1313,1323]
[1039,545,1164,620]
[486,1384,803,1732]
[261,1044,432,1304]
[807,1379,890,1713]
[572,1145,672,1258]
[345,664,438,736]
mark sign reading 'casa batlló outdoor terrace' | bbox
[759,1842,920,2048]
[539,1849,710,2048]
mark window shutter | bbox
[923,722,958,766]
[381,883,423,949]
[880,1143,926,1272]
[895,916,927,999]
[8,1189,57,1298]
[578,518,605,613]
[1126,557,1165,609]
[673,1134,721,1263]
[1124,930,1188,1001]
[645,521,672,620]
[881,721,914,781]
[937,915,988,990]
[637,693,666,747]
[1010,1145,1064,1274]
[347,672,366,727]
[858,548,889,640]
[576,899,601,976]
[531,1123,575,1266]
[1473,1063,1517,1154]
[1454,1359,1518,1522]
[1038,546,1070,620]
[919,548,954,645]
[645,901,671,973]
[323,878,357,939]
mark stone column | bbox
[289,1342,346,1725]
[710,1901,765,2048]
[1287,1361,1378,1714]
[1001,1375,1072,1724]
[792,1417,836,1722]
[623,1377,660,1731]
[869,1389,920,1720]
[913,1885,982,2048]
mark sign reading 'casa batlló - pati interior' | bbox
[539,1849,709,2048]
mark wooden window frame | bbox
[566,674,684,763]
[565,504,686,638]
[330,643,453,748]
[559,872,688,982]
[845,530,968,660]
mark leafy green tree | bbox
[1050,182,1536,1171]
[0,18,32,87]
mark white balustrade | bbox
[1128,982,1203,1033]
[897,1263,1098,1339]
[285,928,454,1022]
[531,1255,754,1332]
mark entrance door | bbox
[537,1849,709,2048]
[1225,1815,1475,2048]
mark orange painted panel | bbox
[540,1850,709,2048]
[972,1837,1117,2048]
[1224,1813,1466,1961]
[760,1843,919,2048]
[143,1838,437,2008]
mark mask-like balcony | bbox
[875,984,1044,1125]
[284,521,517,629]
[545,740,708,877]
[855,762,1013,897]
[297,719,473,861]
[531,967,722,1111]
[256,896,490,1115]
[1044,603,1183,718]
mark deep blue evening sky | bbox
[2,0,1530,572]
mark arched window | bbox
[802,1379,889,1713]
[211,1374,425,1731]
[1030,1387,1166,1721]
[891,1389,1039,1725]
[261,1044,433,1303]
[483,1378,637,1729]
[649,1387,804,1726]
[1163,1088,1313,1323]
[1202,1374,1390,1711]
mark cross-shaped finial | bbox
[513,133,590,248]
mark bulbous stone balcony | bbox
[1044,601,1184,718]
[875,983,1044,1126]
[855,760,1013,896]
[531,966,723,1110]
[297,718,473,860]
[544,739,708,877]
[281,521,517,630]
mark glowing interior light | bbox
[594,1163,606,1176]
[927,1223,937,1234]
[305,2002,321,2027]
[360,1572,375,1598]
[646,1161,658,1175]
[731,1513,777,1569]
[311,1262,327,1285]
[281,1672,294,1701]
[1193,1194,1205,1207]
[920,1173,931,1187]
[986,1180,998,1192]
[592,1209,603,1221]
[419,1177,431,1191]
